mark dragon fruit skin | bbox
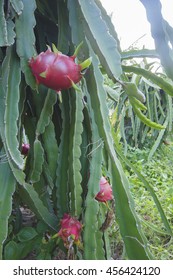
[57,213,82,248]
[95,176,113,203]
[29,46,91,92]
[21,143,30,156]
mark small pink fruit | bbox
[29,44,92,92]
[21,143,30,156]
[57,213,82,248]
[95,176,113,203]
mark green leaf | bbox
[148,116,168,160]
[129,96,147,111]
[10,0,24,15]
[95,0,121,52]
[4,241,18,260]
[86,44,153,259]
[67,0,84,45]
[0,158,16,260]
[0,46,8,146]
[42,161,54,190]
[68,89,84,217]
[0,0,15,46]
[121,49,159,60]
[17,227,38,242]
[4,46,24,169]
[19,183,58,231]
[36,221,48,234]
[29,139,44,183]
[8,157,57,232]
[96,205,110,259]
[16,239,39,259]
[104,85,120,102]
[120,107,128,155]
[42,121,59,182]
[82,84,103,260]
[55,92,71,218]
[36,89,57,136]
[57,0,70,52]
[167,95,173,131]
[77,0,122,79]
[122,65,173,98]
[124,82,146,103]
[140,0,173,80]
[131,104,165,130]
[99,205,112,259]
[15,0,37,89]
[164,20,173,47]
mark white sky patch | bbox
[100,0,173,50]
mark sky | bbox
[100,0,173,50]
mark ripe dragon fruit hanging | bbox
[29,43,92,92]
[95,176,113,203]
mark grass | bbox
[110,143,173,259]
[126,144,173,259]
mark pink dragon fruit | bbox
[21,143,30,156]
[29,44,91,92]
[57,213,82,248]
[95,176,113,203]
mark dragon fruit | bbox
[57,213,82,248]
[21,143,30,156]
[95,176,113,203]
[29,44,92,92]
